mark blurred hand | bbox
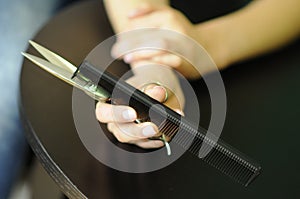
[112,4,203,79]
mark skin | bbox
[99,0,300,148]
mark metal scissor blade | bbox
[22,52,78,87]
[22,52,110,101]
[28,40,77,73]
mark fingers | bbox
[96,102,137,123]
[111,6,182,67]
[95,84,169,148]
[128,9,166,28]
[107,122,163,148]
[122,50,182,69]
[95,85,168,123]
[151,53,182,68]
[108,122,159,138]
[143,84,168,103]
[111,39,167,61]
[111,7,168,61]
[123,49,165,63]
[107,123,164,149]
[96,101,163,148]
[126,74,171,103]
[135,139,164,149]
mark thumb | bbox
[143,84,168,103]
[125,76,168,102]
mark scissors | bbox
[22,41,261,186]
[22,40,172,154]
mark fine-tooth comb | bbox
[74,61,261,186]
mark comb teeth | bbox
[197,136,261,186]
[159,118,261,186]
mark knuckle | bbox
[96,104,105,117]
[95,110,105,122]
[136,142,147,149]
[164,9,176,20]
[111,126,133,143]
[96,109,109,123]
[153,140,164,148]
[107,123,114,132]
[114,133,128,143]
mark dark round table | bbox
[20,0,300,198]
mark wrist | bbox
[194,19,233,70]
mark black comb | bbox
[74,61,261,186]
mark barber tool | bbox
[22,41,261,186]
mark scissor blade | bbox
[29,40,77,73]
[22,52,110,101]
[22,52,77,87]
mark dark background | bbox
[20,0,299,198]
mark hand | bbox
[95,65,184,149]
[112,4,204,79]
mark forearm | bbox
[195,0,300,68]
[104,0,169,33]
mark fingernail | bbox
[142,126,156,137]
[153,85,167,94]
[122,109,136,120]
[153,85,164,90]
[175,109,185,116]
[124,54,132,63]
